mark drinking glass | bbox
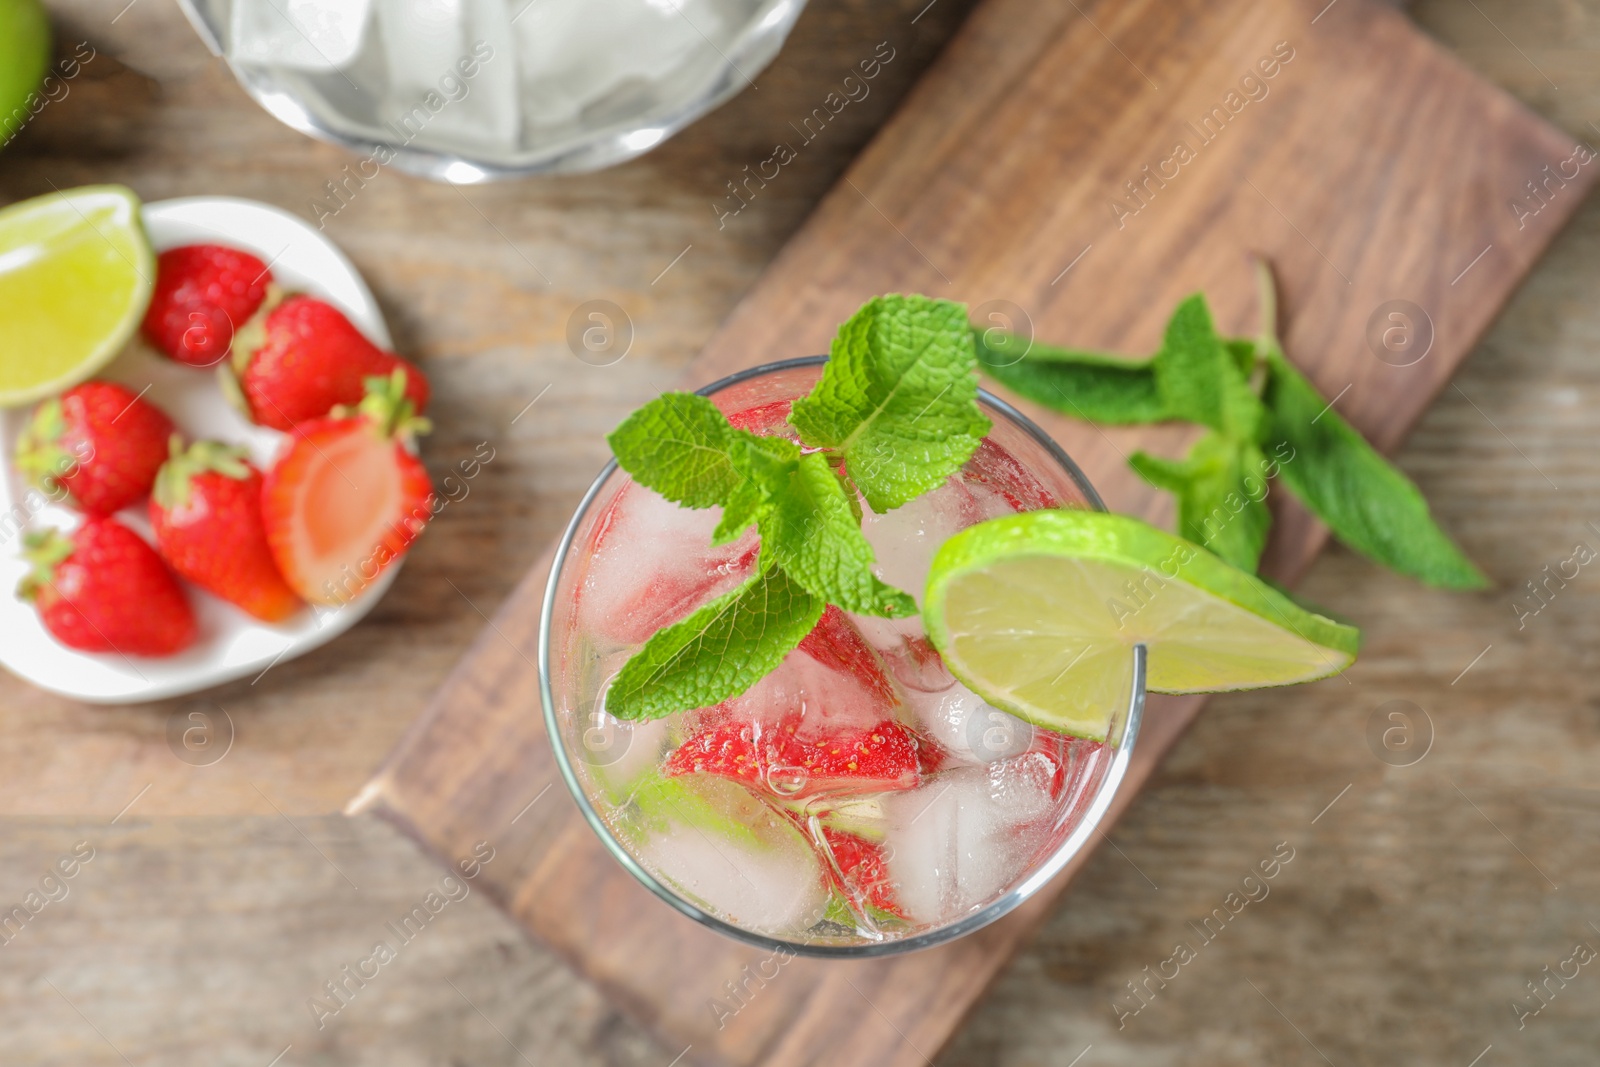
[541,357,1146,956]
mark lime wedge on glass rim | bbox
[922,510,1360,740]
[0,185,154,407]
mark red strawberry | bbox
[150,440,303,622]
[664,715,922,798]
[261,370,435,605]
[17,519,197,656]
[141,244,272,367]
[15,382,177,515]
[820,827,907,920]
[224,294,429,430]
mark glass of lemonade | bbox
[541,357,1145,955]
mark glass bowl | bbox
[176,0,807,180]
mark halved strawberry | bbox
[663,715,922,798]
[224,293,429,430]
[141,244,272,367]
[150,439,303,622]
[261,370,435,605]
[18,519,196,656]
[15,381,177,515]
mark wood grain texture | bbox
[3,2,1600,1066]
[356,1,1597,1065]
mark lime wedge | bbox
[0,185,154,407]
[923,510,1360,739]
[0,0,51,148]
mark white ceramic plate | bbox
[0,196,403,704]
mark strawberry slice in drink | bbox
[874,631,956,694]
[818,826,908,922]
[797,605,899,709]
[724,398,793,434]
[577,397,816,647]
[713,605,903,735]
[1024,729,1111,819]
[664,715,921,798]
[959,436,1060,513]
[664,607,923,798]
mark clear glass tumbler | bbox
[541,357,1145,956]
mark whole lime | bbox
[0,0,51,149]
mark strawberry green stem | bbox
[152,438,251,510]
[16,528,73,602]
[13,399,77,496]
[227,283,287,377]
[340,368,432,441]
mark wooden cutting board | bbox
[354,0,1591,1063]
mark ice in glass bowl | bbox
[178,0,806,178]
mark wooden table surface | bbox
[0,0,1596,1064]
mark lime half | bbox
[0,185,154,407]
[923,510,1360,740]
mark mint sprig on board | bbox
[977,259,1487,588]
[605,294,983,720]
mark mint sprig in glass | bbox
[603,295,987,721]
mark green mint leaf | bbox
[789,294,991,513]
[606,559,825,721]
[759,452,916,617]
[713,477,771,546]
[976,330,1170,425]
[710,433,801,545]
[1226,338,1260,380]
[607,392,740,509]
[828,452,865,525]
[1261,348,1488,590]
[1130,432,1272,572]
[1151,295,1263,440]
